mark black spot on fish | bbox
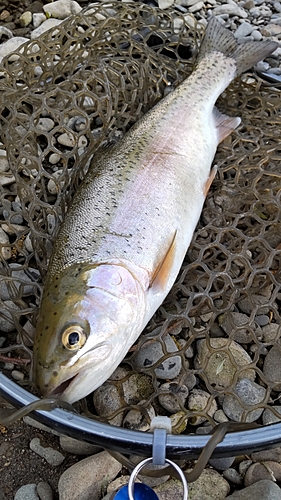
[53,371,58,377]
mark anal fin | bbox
[150,231,177,293]
[213,106,241,144]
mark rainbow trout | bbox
[33,19,277,403]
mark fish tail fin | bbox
[198,17,278,77]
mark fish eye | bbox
[62,325,87,350]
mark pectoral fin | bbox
[150,231,177,293]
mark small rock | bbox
[93,383,124,426]
[43,0,82,19]
[186,468,230,499]
[11,370,24,381]
[195,338,255,388]
[36,481,53,500]
[49,153,61,165]
[214,409,229,424]
[107,476,131,494]
[262,323,280,343]
[262,406,281,425]
[0,172,16,186]
[19,11,33,27]
[0,226,11,260]
[251,446,281,463]
[158,382,189,413]
[243,0,255,9]
[0,263,40,301]
[188,388,217,425]
[223,468,243,485]
[58,451,122,500]
[239,459,253,476]
[33,13,46,28]
[47,170,66,195]
[158,0,174,8]
[36,118,55,132]
[0,151,9,173]
[123,373,154,405]
[255,61,270,73]
[219,311,261,343]
[274,2,281,13]
[0,37,29,62]
[238,294,270,315]
[0,300,20,333]
[189,1,204,13]
[59,436,102,455]
[14,484,39,500]
[209,456,235,470]
[263,345,281,391]
[123,403,155,431]
[223,378,266,422]
[245,461,281,486]
[252,30,262,41]
[23,416,61,436]
[234,22,253,38]
[134,334,182,380]
[227,479,281,499]
[154,478,184,499]
[30,438,65,466]
[30,19,63,39]
[213,4,247,18]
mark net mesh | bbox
[0,2,280,435]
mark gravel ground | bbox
[0,0,281,499]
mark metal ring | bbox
[128,457,188,500]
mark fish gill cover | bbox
[0,2,280,433]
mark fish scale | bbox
[33,18,278,404]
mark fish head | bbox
[33,262,145,403]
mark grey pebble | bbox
[223,467,243,485]
[223,378,266,422]
[226,479,281,499]
[122,373,154,405]
[188,388,217,425]
[93,382,124,426]
[252,29,262,40]
[239,459,253,476]
[23,416,61,437]
[36,481,53,500]
[254,315,269,327]
[262,406,281,425]
[158,381,189,413]
[123,404,155,431]
[0,151,9,173]
[209,456,235,471]
[244,461,281,486]
[0,300,20,333]
[11,370,24,381]
[134,334,182,380]
[14,484,39,500]
[0,263,40,301]
[251,446,281,463]
[36,118,55,132]
[213,4,248,18]
[234,22,253,38]
[59,435,102,455]
[58,451,122,500]
[262,323,280,343]
[263,345,281,391]
[274,2,281,13]
[219,311,261,343]
[30,437,65,466]
[186,468,230,499]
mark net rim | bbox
[1,372,281,460]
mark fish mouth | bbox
[42,342,113,401]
